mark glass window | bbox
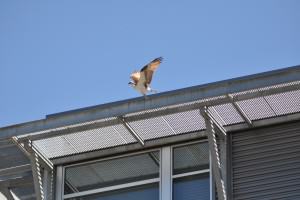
[173,142,209,175]
[62,141,210,200]
[173,142,209,200]
[173,174,210,200]
[66,183,159,200]
[64,151,159,195]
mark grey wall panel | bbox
[0,146,29,170]
[231,121,300,200]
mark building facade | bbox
[0,65,300,200]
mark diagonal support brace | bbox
[203,107,227,136]
[0,188,14,200]
[227,94,253,127]
[118,117,145,146]
[12,137,54,200]
[12,137,53,171]
[200,106,227,200]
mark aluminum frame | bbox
[61,148,161,199]
[171,140,211,200]
[64,178,160,199]
[161,147,172,200]
[57,140,211,200]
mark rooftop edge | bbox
[1,64,300,138]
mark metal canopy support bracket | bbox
[118,116,145,146]
[0,188,14,200]
[227,94,253,127]
[28,141,54,200]
[203,107,227,137]
[200,106,227,200]
[11,137,54,200]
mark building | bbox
[0,65,300,200]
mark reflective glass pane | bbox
[67,183,159,200]
[11,184,35,200]
[173,173,209,200]
[64,151,159,194]
[173,142,209,175]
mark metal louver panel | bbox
[33,124,137,158]
[231,122,300,200]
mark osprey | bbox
[129,57,163,95]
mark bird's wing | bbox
[140,57,163,86]
[130,71,140,84]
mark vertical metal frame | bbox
[200,107,227,200]
[209,154,215,200]
[55,166,64,200]
[226,133,233,200]
[43,168,54,200]
[160,147,172,200]
[30,148,54,200]
[30,152,44,200]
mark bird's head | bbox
[128,81,135,87]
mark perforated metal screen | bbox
[29,81,300,159]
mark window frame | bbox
[57,140,212,200]
[171,140,211,200]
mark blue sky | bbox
[1,1,300,127]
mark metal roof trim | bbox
[0,65,300,139]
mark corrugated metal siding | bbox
[231,122,300,200]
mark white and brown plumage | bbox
[128,57,163,95]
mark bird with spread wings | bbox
[128,57,163,96]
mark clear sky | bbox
[1,1,299,127]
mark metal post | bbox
[161,147,172,200]
[55,166,64,200]
[200,107,227,200]
[209,154,215,200]
[43,169,54,200]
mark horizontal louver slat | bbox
[231,122,300,200]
